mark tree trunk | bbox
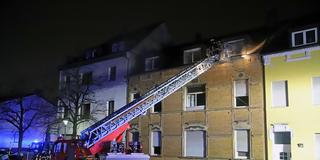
[18,130,23,155]
[72,123,77,138]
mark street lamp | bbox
[63,119,68,136]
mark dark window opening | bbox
[153,102,162,113]
[294,33,303,46]
[81,104,90,119]
[82,72,92,85]
[108,66,116,81]
[306,30,316,43]
[108,100,115,116]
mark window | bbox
[65,76,70,85]
[132,132,139,142]
[234,79,249,107]
[315,134,320,160]
[63,106,69,119]
[107,100,115,116]
[81,103,90,119]
[292,28,318,47]
[130,92,140,102]
[145,56,159,71]
[274,132,291,144]
[186,85,206,110]
[151,131,161,155]
[312,77,320,105]
[108,66,116,81]
[183,48,202,64]
[151,102,162,113]
[224,39,246,56]
[185,130,205,157]
[234,130,250,159]
[272,81,288,107]
[82,72,92,85]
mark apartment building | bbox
[263,21,320,160]
[57,23,172,136]
[128,33,266,159]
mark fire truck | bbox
[52,39,226,158]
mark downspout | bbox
[261,55,268,160]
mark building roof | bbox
[58,22,165,70]
[261,13,320,55]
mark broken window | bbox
[234,79,249,107]
[186,84,206,110]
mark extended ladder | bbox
[81,40,223,149]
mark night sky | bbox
[0,0,318,100]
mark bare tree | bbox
[58,69,105,138]
[0,95,56,154]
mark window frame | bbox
[291,27,318,47]
[234,129,250,159]
[81,103,90,119]
[151,101,162,113]
[145,56,160,71]
[150,130,161,156]
[312,77,320,105]
[183,47,202,64]
[107,100,115,116]
[234,79,249,108]
[272,80,289,107]
[185,84,206,111]
[108,66,117,81]
[183,130,206,158]
[81,72,93,85]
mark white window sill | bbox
[185,106,205,111]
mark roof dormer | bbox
[291,27,318,47]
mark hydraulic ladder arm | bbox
[80,39,224,153]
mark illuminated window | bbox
[183,48,202,64]
[312,77,320,105]
[145,56,159,71]
[272,81,288,107]
[185,130,205,157]
[108,66,116,81]
[82,72,92,85]
[107,100,115,116]
[292,28,318,47]
[150,131,161,155]
[234,130,250,159]
[234,79,249,107]
[186,84,205,111]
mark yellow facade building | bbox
[127,37,266,159]
[263,25,320,160]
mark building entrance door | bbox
[272,132,291,160]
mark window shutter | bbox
[272,81,288,106]
[313,77,320,105]
[153,131,161,147]
[236,130,249,152]
[186,131,204,157]
[236,80,248,97]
